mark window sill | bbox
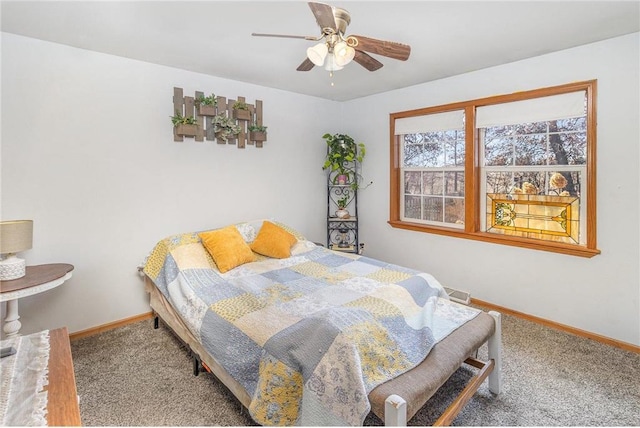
[388,220,601,258]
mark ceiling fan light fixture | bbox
[324,52,343,71]
[334,41,355,66]
[307,42,328,66]
[252,2,411,73]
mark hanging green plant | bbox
[212,114,241,142]
[337,196,349,209]
[322,133,366,189]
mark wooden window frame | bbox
[389,80,600,258]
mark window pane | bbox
[547,132,587,165]
[422,171,443,195]
[485,169,584,244]
[403,140,442,167]
[512,171,546,195]
[404,195,421,220]
[548,171,582,197]
[404,171,421,194]
[444,131,465,166]
[444,171,464,196]
[484,136,513,166]
[486,171,513,194]
[424,137,444,167]
[403,132,459,167]
[403,144,423,167]
[423,197,443,222]
[444,198,465,225]
[402,167,464,227]
[486,193,581,244]
[515,134,546,165]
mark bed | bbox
[141,220,502,426]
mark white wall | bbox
[1,33,338,337]
[344,33,640,346]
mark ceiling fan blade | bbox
[297,57,315,71]
[308,2,336,31]
[252,33,318,41]
[350,35,411,61]
[353,50,383,71]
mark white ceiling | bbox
[2,1,639,101]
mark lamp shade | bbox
[0,220,33,254]
[324,53,344,71]
[307,43,328,66]
[334,41,355,67]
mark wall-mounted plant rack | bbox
[172,87,266,148]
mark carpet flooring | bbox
[70,312,640,426]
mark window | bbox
[389,81,599,257]
[399,110,466,227]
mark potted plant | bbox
[196,93,218,116]
[232,100,251,121]
[322,133,366,188]
[248,123,268,142]
[171,111,198,137]
[212,114,241,142]
[336,196,350,219]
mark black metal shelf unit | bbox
[327,171,362,254]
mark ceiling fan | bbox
[251,2,411,73]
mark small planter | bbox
[249,131,267,142]
[336,174,348,185]
[233,109,251,121]
[215,131,228,142]
[215,131,237,143]
[335,209,350,219]
[198,105,216,116]
[176,124,198,137]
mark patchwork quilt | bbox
[143,224,480,426]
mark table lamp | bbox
[0,220,33,280]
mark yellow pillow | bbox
[250,221,298,259]
[199,226,256,273]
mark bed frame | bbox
[144,277,502,426]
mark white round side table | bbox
[0,264,74,337]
